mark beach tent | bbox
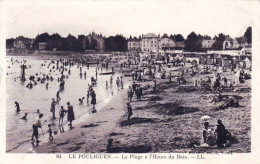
[222,57,231,67]
[243,57,251,69]
[199,57,207,65]
[215,58,222,66]
[234,70,240,86]
[206,56,213,65]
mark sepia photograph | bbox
[1,0,256,156]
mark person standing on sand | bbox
[106,81,108,89]
[56,90,61,101]
[67,102,75,128]
[121,80,124,89]
[91,91,97,113]
[87,90,90,104]
[116,77,120,89]
[15,101,20,113]
[127,86,133,102]
[31,113,44,144]
[96,69,98,80]
[50,98,56,119]
[126,103,133,125]
[110,76,113,87]
[59,106,67,125]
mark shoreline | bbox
[34,86,129,153]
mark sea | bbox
[6,55,128,152]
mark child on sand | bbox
[106,81,108,89]
[15,101,20,113]
[79,97,85,104]
[126,103,133,125]
[59,106,67,125]
[50,98,57,119]
[56,90,61,101]
[48,124,54,141]
[22,113,27,120]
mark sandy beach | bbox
[32,66,251,153]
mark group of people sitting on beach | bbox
[199,119,231,148]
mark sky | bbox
[1,0,258,39]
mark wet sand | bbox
[35,86,128,153]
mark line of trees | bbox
[6,26,252,52]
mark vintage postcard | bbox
[0,0,260,163]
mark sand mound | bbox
[157,81,178,90]
[174,86,199,93]
[80,124,99,128]
[120,117,158,127]
[109,132,124,136]
[156,102,199,115]
[150,96,163,101]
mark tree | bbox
[6,38,15,49]
[244,26,252,44]
[170,34,185,42]
[78,35,85,51]
[203,35,211,40]
[162,33,168,38]
[32,33,50,49]
[184,32,198,52]
[196,34,204,52]
[47,33,62,50]
[211,33,228,50]
[105,35,127,51]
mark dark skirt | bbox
[32,125,39,138]
[67,108,75,121]
[91,98,96,105]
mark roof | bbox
[143,33,158,38]
[202,39,216,44]
[14,36,31,44]
[225,37,237,43]
[128,39,141,42]
[175,41,185,48]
